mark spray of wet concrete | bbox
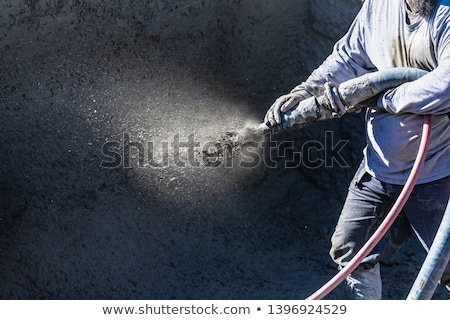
[1,0,447,299]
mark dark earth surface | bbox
[0,0,448,299]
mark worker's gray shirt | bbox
[296,0,450,184]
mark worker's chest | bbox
[395,22,437,71]
[366,14,437,71]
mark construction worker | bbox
[264,0,450,299]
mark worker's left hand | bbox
[264,91,310,127]
[263,96,324,134]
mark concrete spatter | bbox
[202,123,266,164]
[1,0,447,300]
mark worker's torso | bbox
[362,0,450,184]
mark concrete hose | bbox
[407,197,450,300]
[260,67,429,132]
[307,113,432,300]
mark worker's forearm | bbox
[379,64,450,115]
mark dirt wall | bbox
[1,0,447,300]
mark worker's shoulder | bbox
[432,1,450,32]
[435,0,450,18]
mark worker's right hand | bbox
[264,91,309,127]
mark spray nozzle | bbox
[257,122,273,135]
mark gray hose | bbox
[259,67,428,133]
[407,197,450,300]
[338,67,428,109]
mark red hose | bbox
[307,115,432,300]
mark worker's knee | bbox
[329,239,351,266]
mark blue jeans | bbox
[330,161,450,299]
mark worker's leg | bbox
[343,263,382,299]
[330,162,413,299]
[402,175,450,292]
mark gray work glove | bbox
[263,82,347,133]
[264,89,312,127]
